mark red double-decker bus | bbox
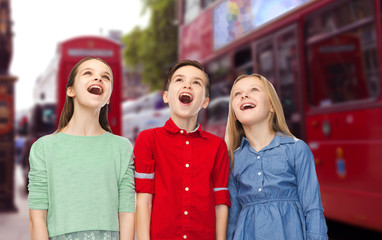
[178,0,382,231]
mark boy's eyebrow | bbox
[172,74,205,82]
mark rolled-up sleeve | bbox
[295,140,328,240]
[133,130,155,194]
[119,141,136,212]
[212,140,231,206]
[28,139,48,210]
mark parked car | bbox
[122,91,170,144]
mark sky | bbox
[10,0,149,113]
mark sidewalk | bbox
[0,164,30,240]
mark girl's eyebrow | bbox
[80,68,111,76]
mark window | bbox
[234,46,253,76]
[201,0,216,9]
[305,0,379,107]
[184,0,200,24]
[205,55,232,98]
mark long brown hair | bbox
[56,57,113,133]
[225,73,294,169]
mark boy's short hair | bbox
[165,60,210,97]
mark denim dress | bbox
[227,134,328,240]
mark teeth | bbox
[180,93,192,98]
[241,103,255,110]
[90,86,102,90]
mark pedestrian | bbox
[134,60,231,240]
[226,73,328,240]
[28,57,135,240]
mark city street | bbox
[0,164,30,240]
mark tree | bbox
[122,0,178,90]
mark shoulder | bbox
[135,127,162,145]
[31,133,58,148]
[278,135,312,159]
[201,130,225,144]
[107,133,133,150]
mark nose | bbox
[94,76,102,82]
[183,81,192,89]
[241,94,249,100]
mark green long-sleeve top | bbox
[28,132,135,238]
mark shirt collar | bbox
[238,132,296,152]
[164,118,207,138]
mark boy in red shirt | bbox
[134,60,231,240]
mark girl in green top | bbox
[28,57,135,240]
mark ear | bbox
[67,87,75,97]
[270,104,275,113]
[163,91,169,104]
[201,97,210,109]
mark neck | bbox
[170,113,198,133]
[243,121,275,152]
[61,105,106,136]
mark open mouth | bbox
[87,85,103,95]
[179,92,193,104]
[240,103,256,110]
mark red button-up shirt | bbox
[134,118,231,240]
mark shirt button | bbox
[257,156,260,159]
[183,235,187,239]
[184,211,188,215]
[258,172,262,176]
[185,163,190,168]
[185,187,189,191]
[186,141,189,145]
[180,130,184,134]
[258,188,262,192]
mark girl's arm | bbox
[136,193,153,240]
[119,212,135,240]
[29,209,48,240]
[227,173,241,240]
[215,204,228,240]
[295,140,328,240]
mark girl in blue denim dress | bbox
[225,74,328,240]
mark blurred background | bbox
[1,0,382,239]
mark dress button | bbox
[184,211,188,215]
[186,141,189,145]
[258,172,262,176]
[185,187,189,191]
[185,163,190,168]
[258,188,262,192]
[257,156,260,159]
[183,235,187,239]
[180,130,184,134]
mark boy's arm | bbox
[215,204,228,240]
[136,193,153,240]
[29,209,49,240]
[119,212,135,240]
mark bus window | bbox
[184,0,200,24]
[201,0,216,9]
[276,27,301,138]
[255,39,276,86]
[305,0,379,107]
[234,46,253,76]
[205,55,232,98]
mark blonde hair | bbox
[225,73,294,169]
